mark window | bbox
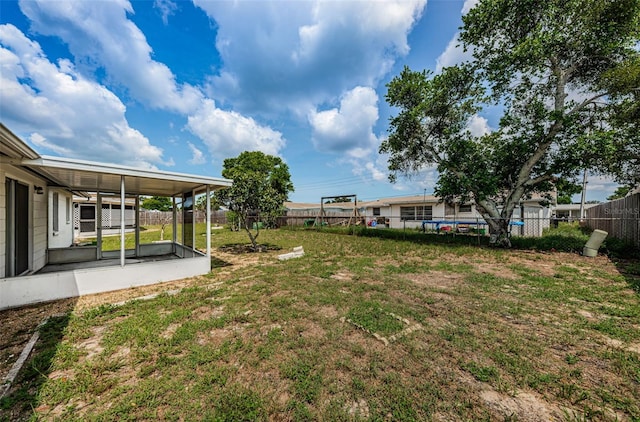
[373,207,381,216]
[401,205,433,221]
[417,205,433,220]
[400,206,415,221]
[52,192,59,232]
[459,204,472,213]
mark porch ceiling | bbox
[22,155,232,196]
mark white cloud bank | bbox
[8,0,288,163]
[0,24,165,168]
[187,99,286,160]
[435,0,478,72]
[309,86,380,157]
[19,0,201,114]
[195,0,426,116]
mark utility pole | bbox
[579,169,588,220]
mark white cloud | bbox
[461,0,480,14]
[435,0,478,72]
[309,86,380,157]
[435,33,473,73]
[186,99,286,160]
[0,24,165,168]
[187,142,206,165]
[467,114,491,137]
[19,0,202,114]
[196,0,426,115]
[154,0,178,25]
[585,174,619,202]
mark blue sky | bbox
[0,0,617,203]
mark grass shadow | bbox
[0,308,73,421]
[612,259,640,296]
[211,256,233,269]
[218,243,283,254]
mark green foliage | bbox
[194,193,221,211]
[556,180,583,205]
[607,186,631,201]
[381,0,640,247]
[215,151,293,249]
[141,196,172,211]
[324,196,353,204]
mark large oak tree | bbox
[381,0,639,246]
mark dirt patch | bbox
[480,389,563,421]
[197,328,232,346]
[330,271,353,281]
[346,398,370,418]
[193,305,225,320]
[404,271,465,290]
[218,243,281,254]
[160,323,181,340]
[474,262,519,280]
[77,326,106,360]
[316,305,339,319]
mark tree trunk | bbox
[242,217,260,251]
[486,218,511,248]
[476,199,513,248]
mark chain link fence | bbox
[137,208,640,248]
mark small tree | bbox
[195,193,221,212]
[215,151,293,250]
[141,196,172,211]
[381,0,640,247]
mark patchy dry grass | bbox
[1,228,639,421]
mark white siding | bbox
[48,189,74,248]
[0,173,6,278]
[0,164,49,276]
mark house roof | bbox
[554,203,599,211]
[284,201,359,211]
[1,124,231,197]
[361,195,441,207]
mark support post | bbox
[96,192,102,260]
[172,196,177,248]
[135,195,140,257]
[206,186,211,263]
[120,176,125,267]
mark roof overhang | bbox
[21,155,232,197]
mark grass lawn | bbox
[1,228,639,421]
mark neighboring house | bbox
[73,195,137,238]
[1,124,231,310]
[360,195,445,229]
[359,194,553,237]
[284,201,360,214]
[554,203,599,221]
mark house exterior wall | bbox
[0,174,5,278]
[0,163,49,277]
[387,202,446,229]
[48,189,74,249]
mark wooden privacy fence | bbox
[138,210,228,226]
[586,194,640,247]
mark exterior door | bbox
[5,178,29,276]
